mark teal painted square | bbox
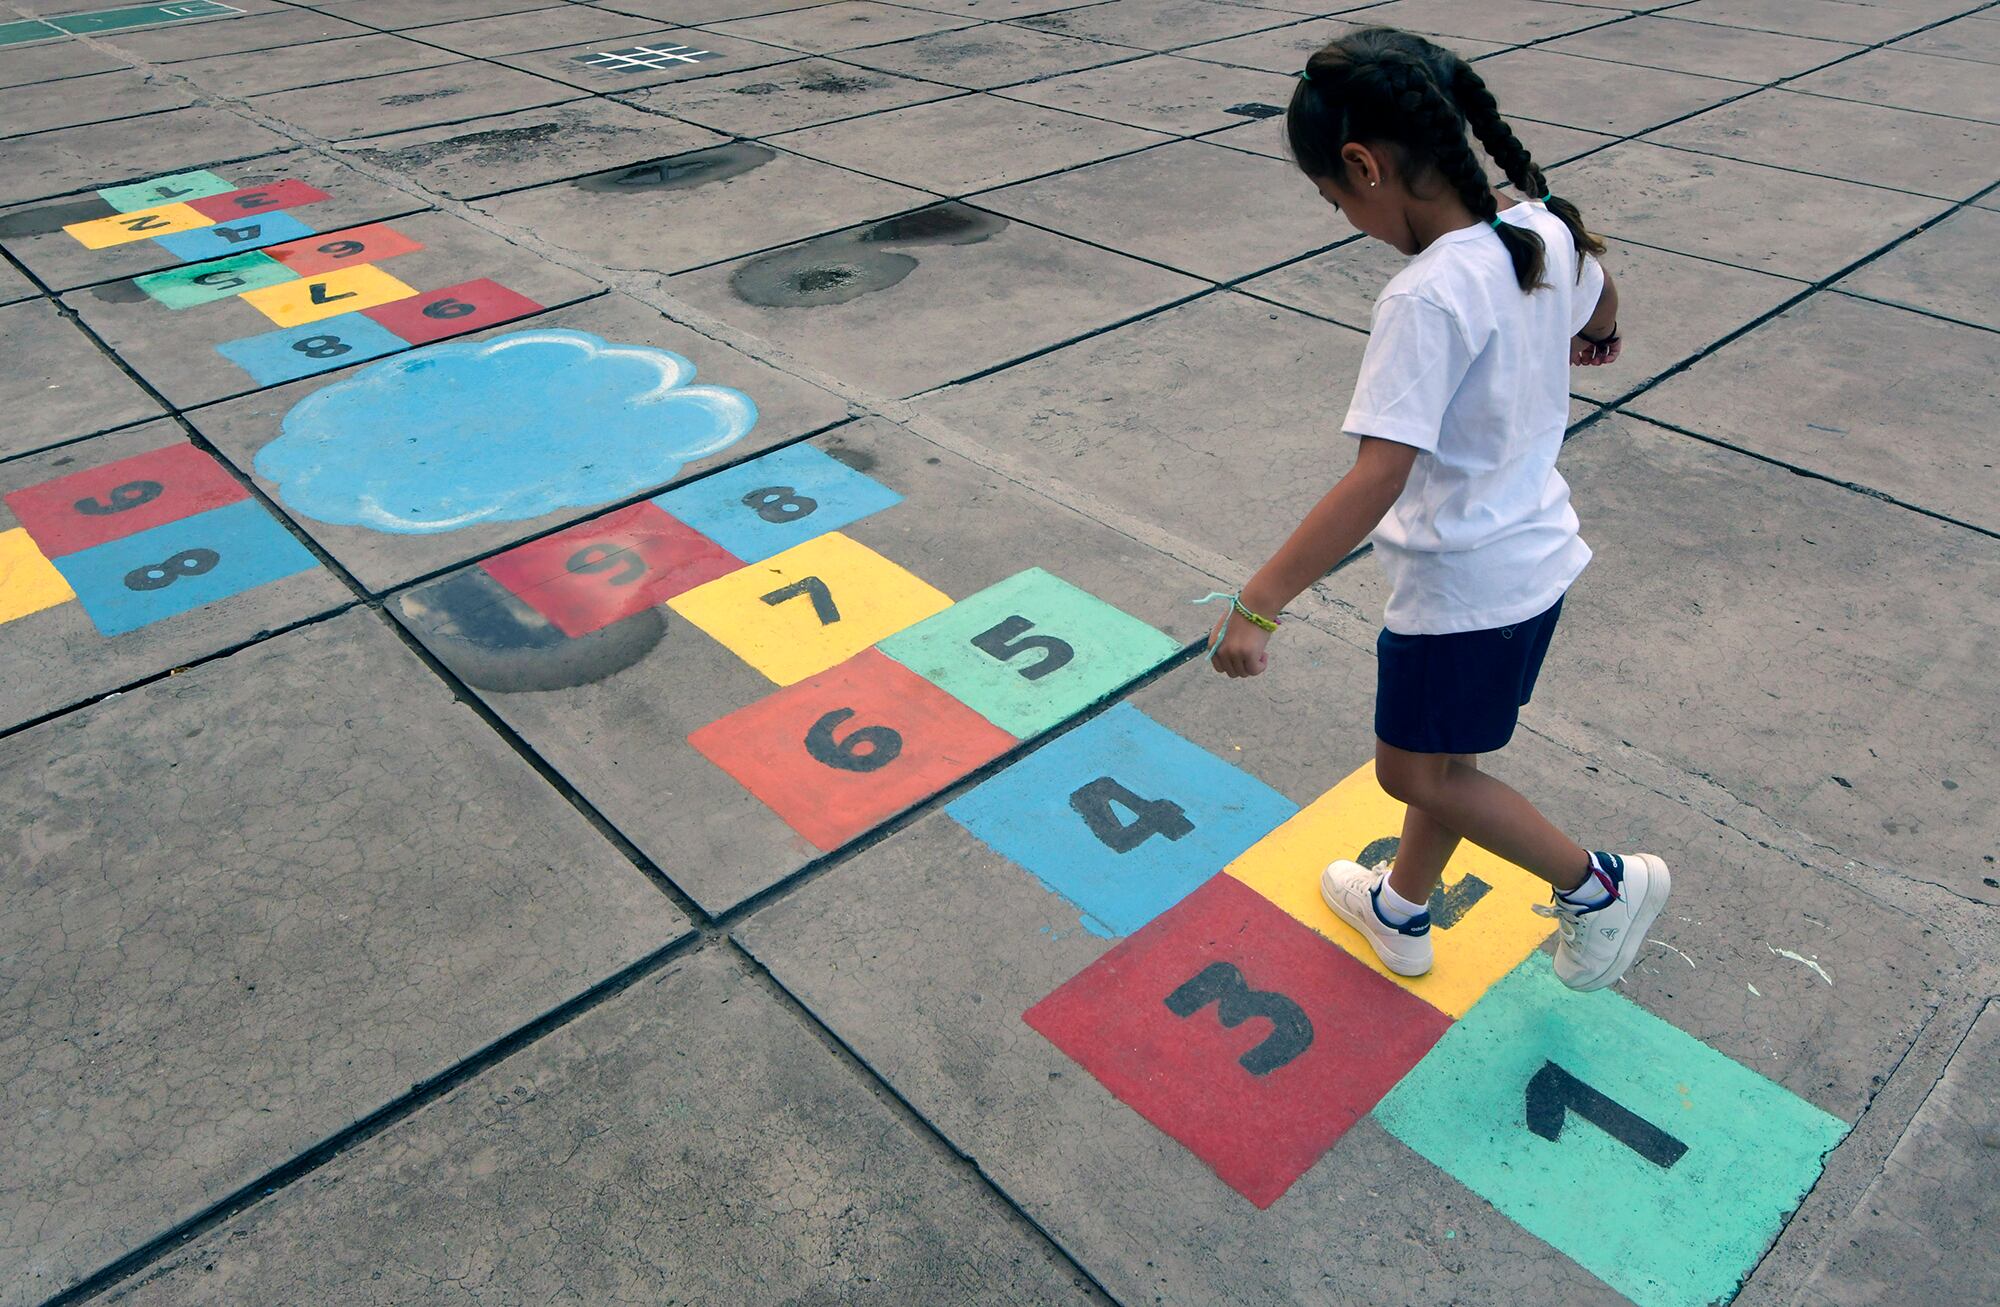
[215,312,409,386]
[99,170,233,213]
[54,499,318,637]
[156,211,314,262]
[53,2,240,36]
[135,251,294,310]
[652,443,902,563]
[1375,960,1848,1307]
[878,569,1182,738]
[0,19,59,46]
[948,702,1296,936]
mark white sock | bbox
[1559,856,1614,909]
[1376,873,1429,925]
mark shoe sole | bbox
[1567,854,1672,992]
[1319,865,1432,977]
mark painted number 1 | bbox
[1070,777,1193,853]
[1525,1060,1688,1168]
[971,615,1073,680]
[762,576,838,625]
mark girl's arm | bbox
[1211,436,1418,677]
[1572,266,1620,366]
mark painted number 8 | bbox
[742,485,817,523]
[123,548,219,592]
[291,335,350,359]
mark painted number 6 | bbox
[804,707,902,773]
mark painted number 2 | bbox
[1525,1060,1688,1168]
[1164,962,1313,1076]
[1357,835,1491,928]
[804,707,901,773]
[762,576,838,625]
[1070,777,1193,853]
[74,480,165,516]
[123,548,219,592]
[971,615,1073,680]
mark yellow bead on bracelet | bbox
[1231,597,1279,633]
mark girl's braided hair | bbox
[1288,27,1605,292]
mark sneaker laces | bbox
[1533,896,1582,945]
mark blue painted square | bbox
[1376,960,1849,1307]
[652,443,902,563]
[155,210,315,262]
[54,499,319,637]
[947,702,1298,936]
[215,312,410,386]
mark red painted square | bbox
[5,443,247,558]
[265,222,424,276]
[187,180,332,220]
[480,501,741,638]
[1025,874,1453,1208]
[363,279,544,345]
[691,649,1016,851]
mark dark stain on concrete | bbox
[732,203,1006,308]
[351,121,582,170]
[0,196,115,239]
[572,143,775,195]
[861,204,1006,246]
[382,88,465,107]
[87,279,149,304]
[400,569,664,693]
[1226,102,1284,119]
[824,444,876,472]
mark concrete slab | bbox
[340,98,727,200]
[1,150,429,294]
[974,139,1337,281]
[169,33,466,98]
[1553,415,2000,904]
[0,68,195,141]
[474,142,929,275]
[0,421,352,728]
[1466,48,1750,136]
[1893,12,2000,63]
[0,109,290,208]
[68,208,600,410]
[0,608,687,1305]
[1549,141,1948,279]
[1016,0,1299,52]
[191,292,850,594]
[1333,0,1625,46]
[735,613,1951,1306]
[1649,89,2000,202]
[497,26,802,92]
[247,61,583,143]
[1663,0,1944,44]
[1629,293,1999,534]
[387,415,1204,914]
[0,260,33,305]
[0,299,162,456]
[97,6,371,60]
[997,52,1301,135]
[1240,235,1805,405]
[1798,1001,2000,1307]
[670,201,1203,397]
[0,35,126,89]
[1789,48,2000,124]
[596,0,845,20]
[913,291,1370,567]
[103,949,1102,1307]
[1535,14,1861,82]
[411,5,660,56]
[309,0,561,28]
[836,22,1140,89]
[1181,18,1508,75]
[1836,205,2000,330]
[707,1,976,54]
[616,57,957,138]
[773,92,1169,194]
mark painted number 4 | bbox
[1070,777,1193,853]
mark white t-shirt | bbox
[1343,202,1604,635]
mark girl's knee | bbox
[1375,742,1438,807]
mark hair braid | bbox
[1449,60,1606,275]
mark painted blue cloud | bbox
[255,329,758,534]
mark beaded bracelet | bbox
[1195,592,1281,644]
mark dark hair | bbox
[1287,27,1605,292]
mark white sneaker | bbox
[1535,852,1672,992]
[1320,861,1433,977]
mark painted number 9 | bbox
[566,543,645,585]
[742,485,816,523]
[804,707,901,773]
[74,480,164,516]
[123,548,219,592]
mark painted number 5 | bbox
[971,615,1073,680]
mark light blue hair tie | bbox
[1489,216,1505,229]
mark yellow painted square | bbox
[238,264,416,327]
[64,203,212,249]
[0,527,75,625]
[669,532,951,686]
[1225,759,1556,1017]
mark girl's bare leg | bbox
[1374,740,1590,892]
[1383,753,1471,903]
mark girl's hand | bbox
[1571,331,1622,367]
[1208,612,1273,678]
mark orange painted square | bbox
[265,223,424,276]
[690,649,1016,851]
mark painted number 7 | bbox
[762,576,839,625]
[971,615,1073,680]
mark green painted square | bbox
[1375,960,1848,1307]
[0,19,60,46]
[52,2,238,36]
[135,251,294,310]
[100,170,233,214]
[877,568,1181,738]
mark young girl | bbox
[1208,27,1667,991]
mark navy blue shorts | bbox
[1375,597,1564,756]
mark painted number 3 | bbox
[123,549,219,592]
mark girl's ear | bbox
[1341,142,1384,189]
